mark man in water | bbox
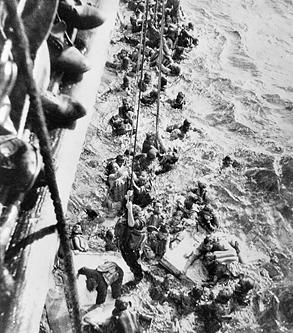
[71,223,89,252]
[119,191,146,286]
[147,200,165,229]
[103,299,144,333]
[166,0,182,21]
[132,171,153,208]
[170,92,186,109]
[118,98,135,125]
[166,119,191,140]
[77,261,123,306]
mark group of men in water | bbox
[70,1,255,332]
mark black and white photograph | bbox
[0,0,293,332]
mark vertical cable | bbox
[130,0,150,186]
[155,0,166,138]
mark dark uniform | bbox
[103,300,142,333]
[78,262,123,305]
[133,180,153,208]
[119,215,146,283]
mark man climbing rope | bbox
[116,190,146,288]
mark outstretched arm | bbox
[126,190,135,227]
[132,179,140,192]
[157,132,167,153]
[183,251,200,273]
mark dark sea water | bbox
[177,0,293,253]
[70,1,293,331]
[184,0,293,144]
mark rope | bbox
[3,1,82,333]
[128,0,150,149]
[154,0,159,27]
[155,0,166,138]
[129,0,150,186]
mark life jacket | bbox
[128,227,146,251]
[156,232,168,258]
[133,188,153,208]
[111,178,128,202]
[96,261,119,285]
[114,217,129,248]
[106,159,116,176]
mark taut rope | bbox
[4,1,82,332]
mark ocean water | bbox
[177,0,293,250]
[69,1,293,331]
[184,0,293,144]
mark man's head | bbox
[159,224,168,235]
[183,119,191,130]
[184,199,193,210]
[197,181,206,190]
[105,229,114,240]
[112,299,129,316]
[144,72,151,84]
[72,223,82,234]
[150,90,158,98]
[122,98,129,108]
[137,3,145,12]
[239,277,255,292]
[188,22,194,30]
[153,200,162,214]
[138,171,148,185]
[145,132,156,142]
[116,155,125,167]
[162,274,174,290]
[203,212,212,222]
[123,76,129,86]
[132,204,142,218]
[177,91,185,101]
[135,8,141,16]
[86,278,97,292]
[147,148,157,161]
[203,236,214,251]
[203,235,212,244]
[171,65,181,76]
[119,49,128,59]
[114,299,128,311]
[216,288,233,304]
[173,210,184,222]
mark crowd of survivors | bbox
[0,0,252,331]
[67,0,254,332]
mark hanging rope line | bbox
[3,1,82,333]
[128,0,150,148]
[130,0,150,186]
[154,0,159,27]
[155,0,166,138]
